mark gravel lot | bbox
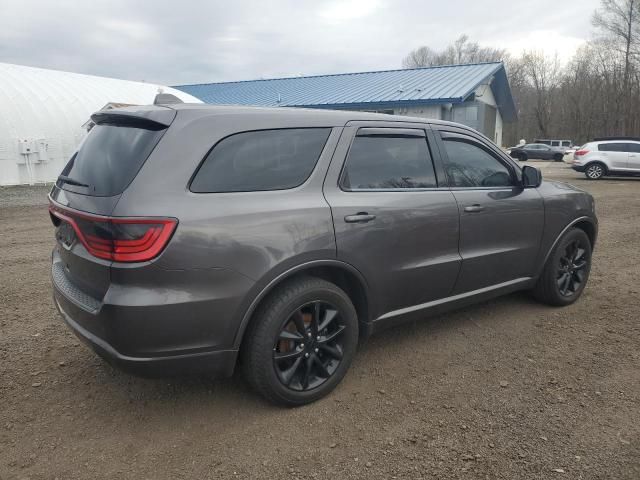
[1,163,638,480]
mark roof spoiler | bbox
[154,93,184,105]
[91,108,176,129]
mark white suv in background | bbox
[572,138,640,179]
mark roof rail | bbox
[593,136,640,141]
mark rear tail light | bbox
[49,202,177,262]
[574,149,589,156]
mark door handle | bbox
[344,212,376,223]
[463,204,485,213]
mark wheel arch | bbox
[539,216,597,274]
[233,260,371,350]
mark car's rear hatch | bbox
[50,107,176,303]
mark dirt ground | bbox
[1,163,639,480]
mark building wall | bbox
[369,82,505,146]
[0,63,201,186]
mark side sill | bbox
[368,277,534,335]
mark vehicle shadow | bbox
[74,290,544,416]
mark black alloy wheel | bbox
[556,239,589,297]
[273,301,345,391]
[243,276,358,406]
[533,228,592,306]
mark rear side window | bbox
[191,128,331,193]
[58,124,166,197]
[598,143,627,152]
[341,133,437,190]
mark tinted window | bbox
[191,128,331,193]
[598,143,628,152]
[628,143,640,153]
[58,124,166,197]
[442,138,513,188]
[562,141,571,147]
[341,134,437,190]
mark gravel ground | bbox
[1,163,638,479]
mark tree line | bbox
[402,0,640,146]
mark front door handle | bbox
[344,212,376,223]
[463,204,485,213]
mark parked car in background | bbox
[508,143,565,162]
[534,139,573,154]
[572,137,640,179]
[49,105,597,406]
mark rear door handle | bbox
[463,204,485,213]
[344,212,376,223]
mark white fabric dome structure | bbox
[0,62,202,186]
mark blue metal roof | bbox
[175,62,516,121]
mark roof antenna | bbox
[154,87,184,105]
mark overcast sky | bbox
[0,0,600,86]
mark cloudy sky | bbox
[0,0,600,86]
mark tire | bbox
[553,153,563,162]
[242,276,359,406]
[533,228,592,306]
[584,162,606,180]
[519,153,528,162]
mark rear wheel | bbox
[519,153,528,162]
[585,162,605,180]
[242,277,358,406]
[533,228,592,306]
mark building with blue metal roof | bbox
[175,62,515,146]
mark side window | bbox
[628,143,640,153]
[598,143,626,152]
[341,132,437,190]
[441,136,514,188]
[190,128,331,193]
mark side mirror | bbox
[522,165,542,188]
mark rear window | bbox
[190,128,331,193]
[58,124,166,197]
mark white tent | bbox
[0,62,201,186]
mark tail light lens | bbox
[49,203,177,262]
[574,149,589,156]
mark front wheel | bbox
[533,228,592,306]
[242,277,359,406]
[553,153,564,162]
[519,153,528,162]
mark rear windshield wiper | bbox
[57,175,90,188]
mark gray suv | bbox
[50,105,597,406]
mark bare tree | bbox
[593,0,640,133]
[402,35,508,68]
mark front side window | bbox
[190,128,331,193]
[441,137,514,188]
[341,133,437,190]
[628,143,640,153]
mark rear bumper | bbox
[572,164,586,172]
[51,252,253,377]
[54,294,238,377]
